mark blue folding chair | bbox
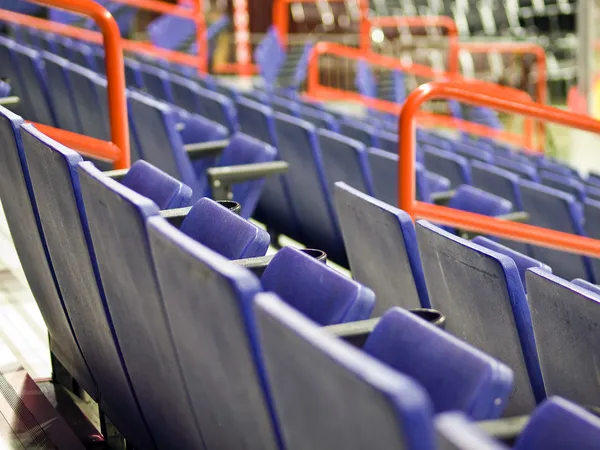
[453,142,495,164]
[340,116,377,147]
[471,161,524,210]
[423,146,472,188]
[584,198,600,281]
[540,170,586,202]
[0,35,34,118]
[261,246,375,325]
[364,307,513,419]
[447,185,513,217]
[417,130,454,152]
[254,292,436,450]
[299,106,338,131]
[416,221,544,416]
[495,156,539,182]
[520,180,594,282]
[334,182,430,313]
[571,278,600,296]
[373,130,399,154]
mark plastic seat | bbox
[471,161,524,209]
[0,106,96,399]
[334,182,430,313]
[471,237,551,290]
[495,156,539,181]
[364,307,513,419]
[584,198,600,281]
[571,278,600,296]
[339,117,377,147]
[417,130,454,151]
[71,42,97,71]
[423,146,472,188]
[537,159,578,178]
[254,293,436,450]
[77,162,208,450]
[138,63,173,101]
[585,184,600,202]
[0,35,35,118]
[453,142,495,163]
[540,169,586,202]
[447,185,513,217]
[147,219,281,449]
[514,397,600,450]
[373,130,399,154]
[416,221,543,416]
[273,113,346,264]
[527,269,600,408]
[318,129,374,197]
[179,197,270,259]
[261,246,375,325]
[299,106,338,131]
[520,180,594,282]
[270,95,299,116]
[19,127,196,449]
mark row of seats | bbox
[3,103,600,448]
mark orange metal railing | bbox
[18,0,130,169]
[398,80,600,258]
[305,41,537,150]
[367,15,460,74]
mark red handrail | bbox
[398,81,600,258]
[367,15,460,74]
[21,0,130,169]
[306,41,536,149]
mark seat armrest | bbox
[103,168,129,181]
[324,318,381,348]
[184,139,230,161]
[0,96,19,106]
[159,207,192,227]
[232,255,275,277]
[431,189,456,205]
[208,161,289,200]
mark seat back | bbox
[423,147,471,188]
[334,182,429,313]
[416,221,543,416]
[495,156,538,181]
[273,113,344,263]
[514,397,600,450]
[236,97,277,146]
[364,308,513,419]
[318,129,374,196]
[179,197,270,259]
[340,117,376,147]
[373,130,399,154]
[417,130,454,152]
[41,52,82,133]
[19,125,156,449]
[471,161,523,209]
[527,269,600,408]
[254,293,436,450]
[299,106,338,131]
[0,36,34,120]
[0,107,96,397]
[217,133,277,218]
[520,180,593,282]
[435,413,508,449]
[194,86,238,132]
[447,185,513,217]
[261,246,375,325]
[584,198,600,281]
[471,237,551,290]
[453,142,494,164]
[540,170,586,202]
[367,148,398,205]
[571,278,600,296]
[147,219,280,449]
[77,163,206,450]
[139,63,172,101]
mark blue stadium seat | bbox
[273,113,346,264]
[495,156,539,182]
[0,106,96,399]
[540,170,586,202]
[70,42,97,71]
[417,130,454,152]
[271,95,300,116]
[334,182,430,313]
[254,292,436,450]
[373,130,399,154]
[520,180,594,282]
[453,142,495,164]
[447,185,513,217]
[416,221,543,416]
[179,197,270,259]
[299,106,338,131]
[584,198,600,281]
[147,219,281,449]
[537,159,578,178]
[261,246,374,325]
[123,58,145,89]
[77,162,208,450]
[471,237,551,290]
[138,63,173,101]
[318,129,374,196]
[423,146,471,188]
[571,278,600,296]
[527,269,600,408]
[364,307,513,419]
[471,161,524,210]
[339,116,377,147]
[585,184,600,202]
[513,397,600,450]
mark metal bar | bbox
[160,206,192,228]
[0,96,19,106]
[398,81,600,258]
[207,161,290,185]
[184,139,230,160]
[103,168,129,181]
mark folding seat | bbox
[19,128,199,449]
[318,129,374,196]
[584,198,600,281]
[527,269,600,407]
[446,185,513,217]
[416,130,454,152]
[334,182,430,314]
[471,236,551,290]
[254,293,436,450]
[0,106,97,401]
[373,129,399,154]
[513,396,600,450]
[273,113,346,264]
[585,184,600,202]
[364,307,513,419]
[8,42,56,126]
[299,106,338,131]
[495,156,539,181]
[416,221,544,416]
[472,161,524,210]
[587,171,600,187]
[538,159,578,177]
[270,95,300,116]
[123,58,144,89]
[423,146,472,188]
[70,42,98,72]
[453,141,495,163]
[339,116,377,147]
[138,63,173,101]
[539,169,586,202]
[77,163,224,449]
[520,180,594,281]
[571,278,600,296]
[261,246,375,325]
[53,36,74,60]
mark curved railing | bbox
[398,80,600,257]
